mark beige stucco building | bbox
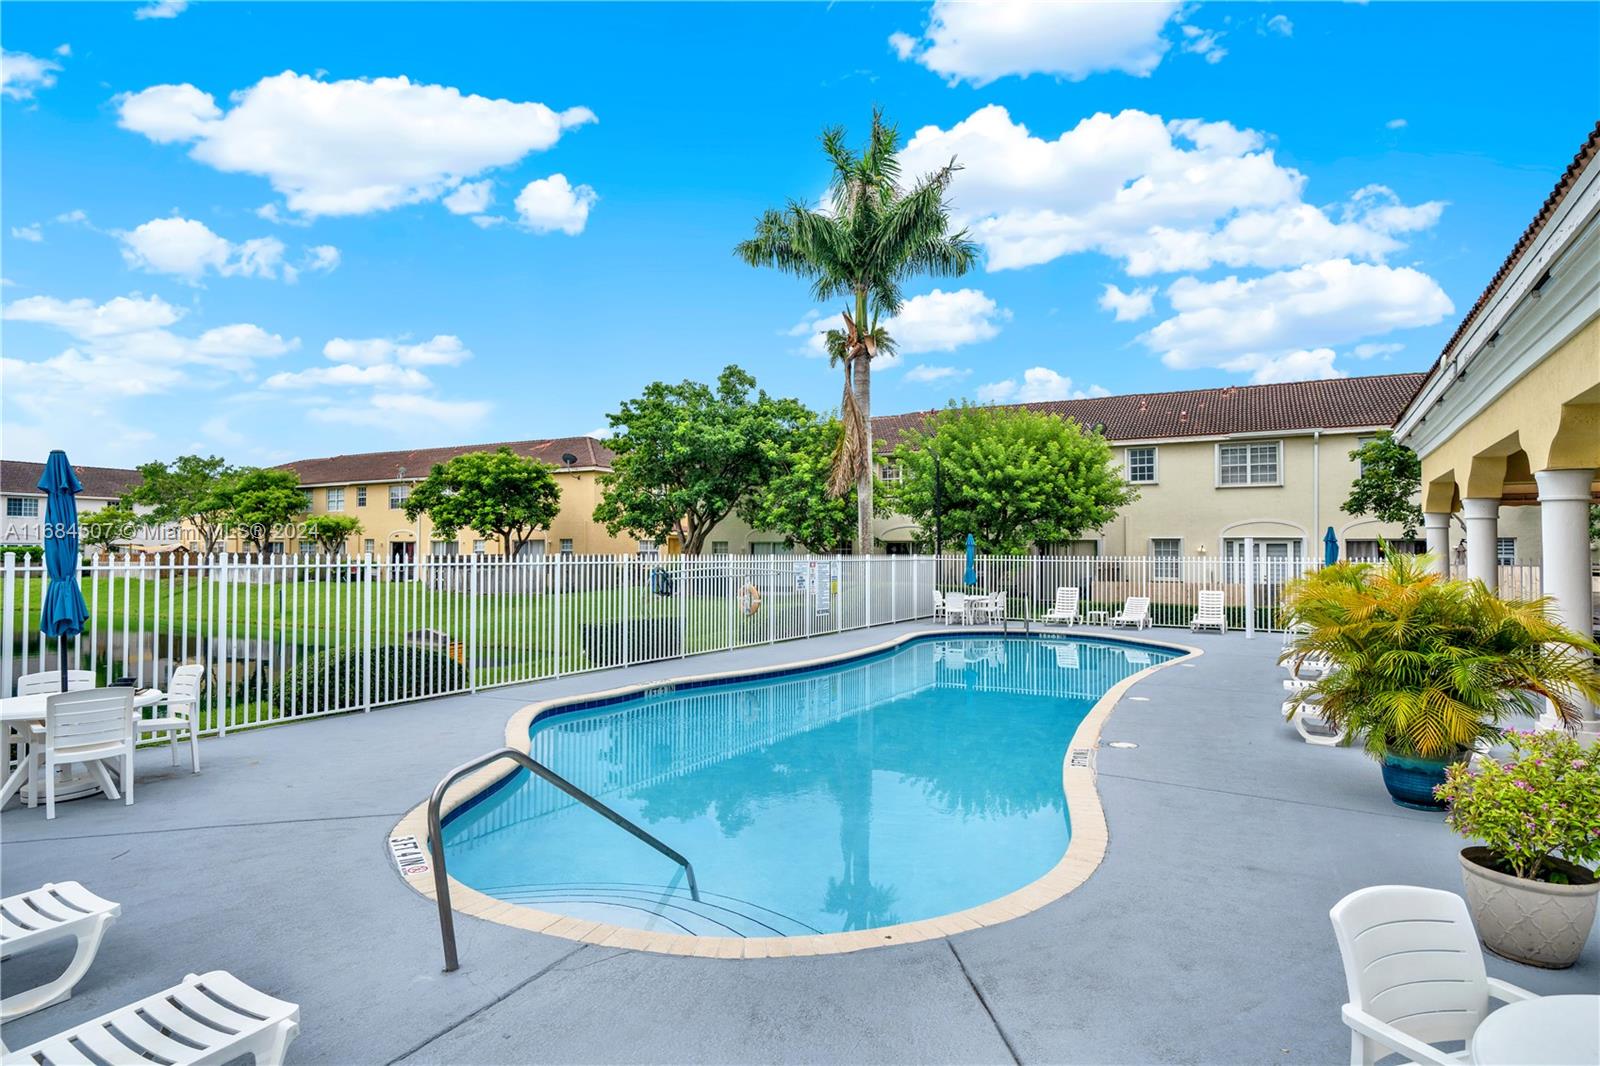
[1394,124,1599,682]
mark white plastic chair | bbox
[137,664,202,773]
[0,881,121,1022]
[1042,586,1079,625]
[1189,590,1226,632]
[943,592,967,625]
[932,589,946,622]
[39,688,135,819]
[14,670,95,696]
[3,969,300,1066]
[1330,885,1536,1066]
[1111,596,1151,629]
[976,592,1006,625]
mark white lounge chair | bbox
[2,970,301,1066]
[38,688,136,819]
[0,881,121,1022]
[1052,643,1080,670]
[1042,587,1079,626]
[1189,590,1226,633]
[14,670,95,696]
[136,664,202,773]
[1330,885,1536,1066]
[1282,679,1339,745]
[1110,596,1151,629]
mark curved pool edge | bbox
[390,625,1202,959]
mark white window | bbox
[712,540,730,555]
[363,538,375,556]
[388,484,409,510]
[879,462,903,485]
[1126,447,1157,484]
[429,539,458,557]
[300,492,313,511]
[1355,435,1375,476]
[632,538,651,559]
[1496,537,1517,566]
[473,540,488,554]
[1218,441,1281,486]
[6,498,39,517]
[356,486,368,507]
[750,541,793,556]
[1224,538,1303,582]
[325,487,345,512]
[1150,538,1181,579]
[266,541,285,555]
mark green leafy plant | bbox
[736,417,858,553]
[302,514,363,555]
[404,448,560,557]
[1279,552,1600,760]
[1342,431,1423,539]
[1435,730,1600,883]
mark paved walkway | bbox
[2,625,1594,1064]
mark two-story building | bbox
[708,373,1543,566]
[258,436,644,561]
[0,459,171,550]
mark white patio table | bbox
[1,688,165,807]
[1469,995,1600,1066]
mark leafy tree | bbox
[1343,432,1423,538]
[738,417,858,553]
[595,365,809,555]
[737,109,976,553]
[78,505,140,554]
[403,448,561,557]
[884,404,1136,554]
[302,514,363,555]
[122,454,238,553]
[221,468,307,553]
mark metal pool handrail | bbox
[426,745,701,972]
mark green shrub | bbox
[2,545,46,563]
[279,644,469,710]
[1436,730,1600,883]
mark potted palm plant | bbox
[1435,729,1600,968]
[1279,552,1600,810]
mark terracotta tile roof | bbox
[0,459,143,500]
[1429,121,1600,375]
[872,372,1427,451]
[278,436,614,485]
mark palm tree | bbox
[737,110,977,553]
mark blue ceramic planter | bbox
[1380,752,1457,810]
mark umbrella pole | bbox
[59,642,68,693]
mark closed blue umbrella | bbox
[38,450,89,692]
[1323,526,1339,567]
[963,533,977,588]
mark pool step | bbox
[479,881,820,938]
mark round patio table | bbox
[2,689,166,805]
[1469,995,1600,1066]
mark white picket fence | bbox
[0,549,1333,740]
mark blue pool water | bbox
[441,636,1176,937]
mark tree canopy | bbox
[1343,432,1423,539]
[402,448,562,557]
[220,468,306,553]
[122,454,238,553]
[737,417,858,554]
[884,404,1136,554]
[736,109,976,552]
[594,365,810,555]
[302,514,363,555]
[78,505,140,554]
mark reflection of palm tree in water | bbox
[823,706,899,929]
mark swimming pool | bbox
[438,634,1180,942]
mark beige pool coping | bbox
[390,624,1202,958]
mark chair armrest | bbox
[1486,978,1537,1004]
[1341,1005,1457,1066]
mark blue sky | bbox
[3,1,1597,468]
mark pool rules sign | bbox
[389,834,429,878]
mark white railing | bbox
[0,549,1326,740]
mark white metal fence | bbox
[3,548,1499,741]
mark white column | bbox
[1461,498,1500,592]
[1535,466,1596,644]
[1423,512,1452,578]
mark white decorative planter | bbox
[1459,847,1600,969]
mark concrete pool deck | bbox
[2,624,1595,1064]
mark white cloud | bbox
[3,293,183,337]
[116,216,340,283]
[303,244,340,274]
[977,367,1109,404]
[264,363,431,391]
[135,0,188,18]
[1353,341,1403,359]
[309,393,490,431]
[1386,118,1408,130]
[1139,259,1453,372]
[903,364,970,384]
[785,289,1007,365]
[891,1,1181,85]
[1267,14,1294,36]
[54,209,89,225]
[443,180,493,215]
[323,334,471,367]
[897,106,1446,275]
[514,174,597,234]
[117,71,596,217]
[1179,24,1227,65]
[1238,348,1345,384]
[11,225,43,242]
[2,49,63,100]
[1098,283,1155,322]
